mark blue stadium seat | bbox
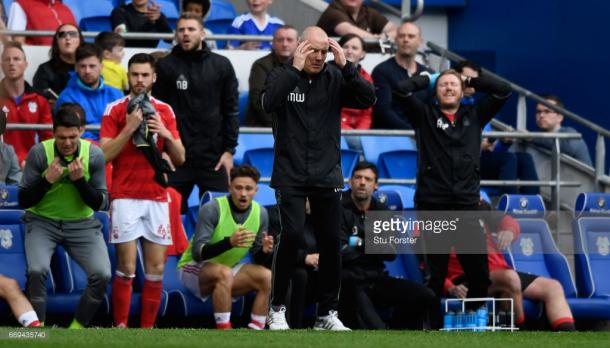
[255,184,276,207]
[377,150,417,179]
[499,194,610,320]
[375,185,415,210]
[360,135,416,164]
[573,192,610,299]
[63,0,114,32]
[204,0,237,49]
[341,149,359,180]
[238,91,249,125]
[0,185,20,209]
[242,148,274,178]
[234,133,274,165]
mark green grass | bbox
[1,328,610,348]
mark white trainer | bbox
[267,306,290,330]
[313,310,351,331]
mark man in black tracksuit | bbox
[262,26,376,330]
[153,13,238,211]
[394,69,511,324]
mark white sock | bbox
[214,312,231,324]
[18,311,39,327]
[251,313,266,324]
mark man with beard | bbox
[394,68,512,327]
[100,53,185,328]
[153,12,239,212]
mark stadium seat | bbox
[499,194,610,320]
[238,91,249,125]
[234,133,274,165]
[255,184,276,207]
[242,148,274,178]
[341,149,360,180]
[360,135,416,164]
[204,0,237,49]
[572,192,610,299]
[375,185,415,210]
[0,185,19,209]
[377,150,417,179]
[63,0,114,32]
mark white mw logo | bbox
[0,229,13,249]
[288,92,305,103]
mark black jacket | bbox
[262,61,376,188]
[340,190,394,282]
[244,52,283,127]
[396,73,512,206]
[153,44,239,168]
[33,59,74,100]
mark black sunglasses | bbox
[57,31,79,39]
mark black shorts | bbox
[452,271,539,292]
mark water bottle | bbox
[466,310,477,331]
[443,311,455,330]
[455,312,464,330]
[476,306,488,332]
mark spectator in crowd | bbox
[455,60,539,195]
[227,0,284,50]
[0,3,8,43]
[0,41,53,167]
[18,108,111,329]
[317,0,396,47]
[244,24,298,127]
[533,95,593,166]
[111,0,173,48]
[372,22,431,129]
[101,53,185,329]
[260,200,319,328]
[339,161,436,329]
[338,34,373,130]
[0,109,21,185]
[7,0,76,45]
[182,0,217,49]
[153,13,238,212]
[445,201,575,331]
[393,69,511,327]
[177,165,273,330]
[0,275,41,327]
[95,32,128,93]
[263,26,376,331]
[55,43,124,141]
[33,24,83,104]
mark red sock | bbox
[140,279,163,328]
[112,276,133,327]
[552,317,575,331]
[516,314,526,326]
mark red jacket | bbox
[165,187,189,256]
[340,67,373,129]
[1,83,53,164]
[443,214,521,294]
[16,0,76,45]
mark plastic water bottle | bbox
[476,306,489,332]
[443,311,455,330]
[455,312,464,330]
[466,310,477,331]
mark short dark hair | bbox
[128,53,156,70]
[182,0,210,17]
[75,43,103,63]
[230,165,260,183]
[540,94,564,109]
[2,41,26,58]
[338,33,365,51]
[454,60,481,74]
[94,31,125,53]
[55,103,86,127]
[178,12,204,28]
[351,161,379,183]
[53,106,83,130]
[273,24,298,39]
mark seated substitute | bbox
[339,161,436,329]
[178,165,274,330]
[18,108,111,328]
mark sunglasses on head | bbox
[57,31,79,39]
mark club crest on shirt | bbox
[28,102,38,113]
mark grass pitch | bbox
[1,328,610,348]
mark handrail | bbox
[426,41,610,139]
[401,0,425,22]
